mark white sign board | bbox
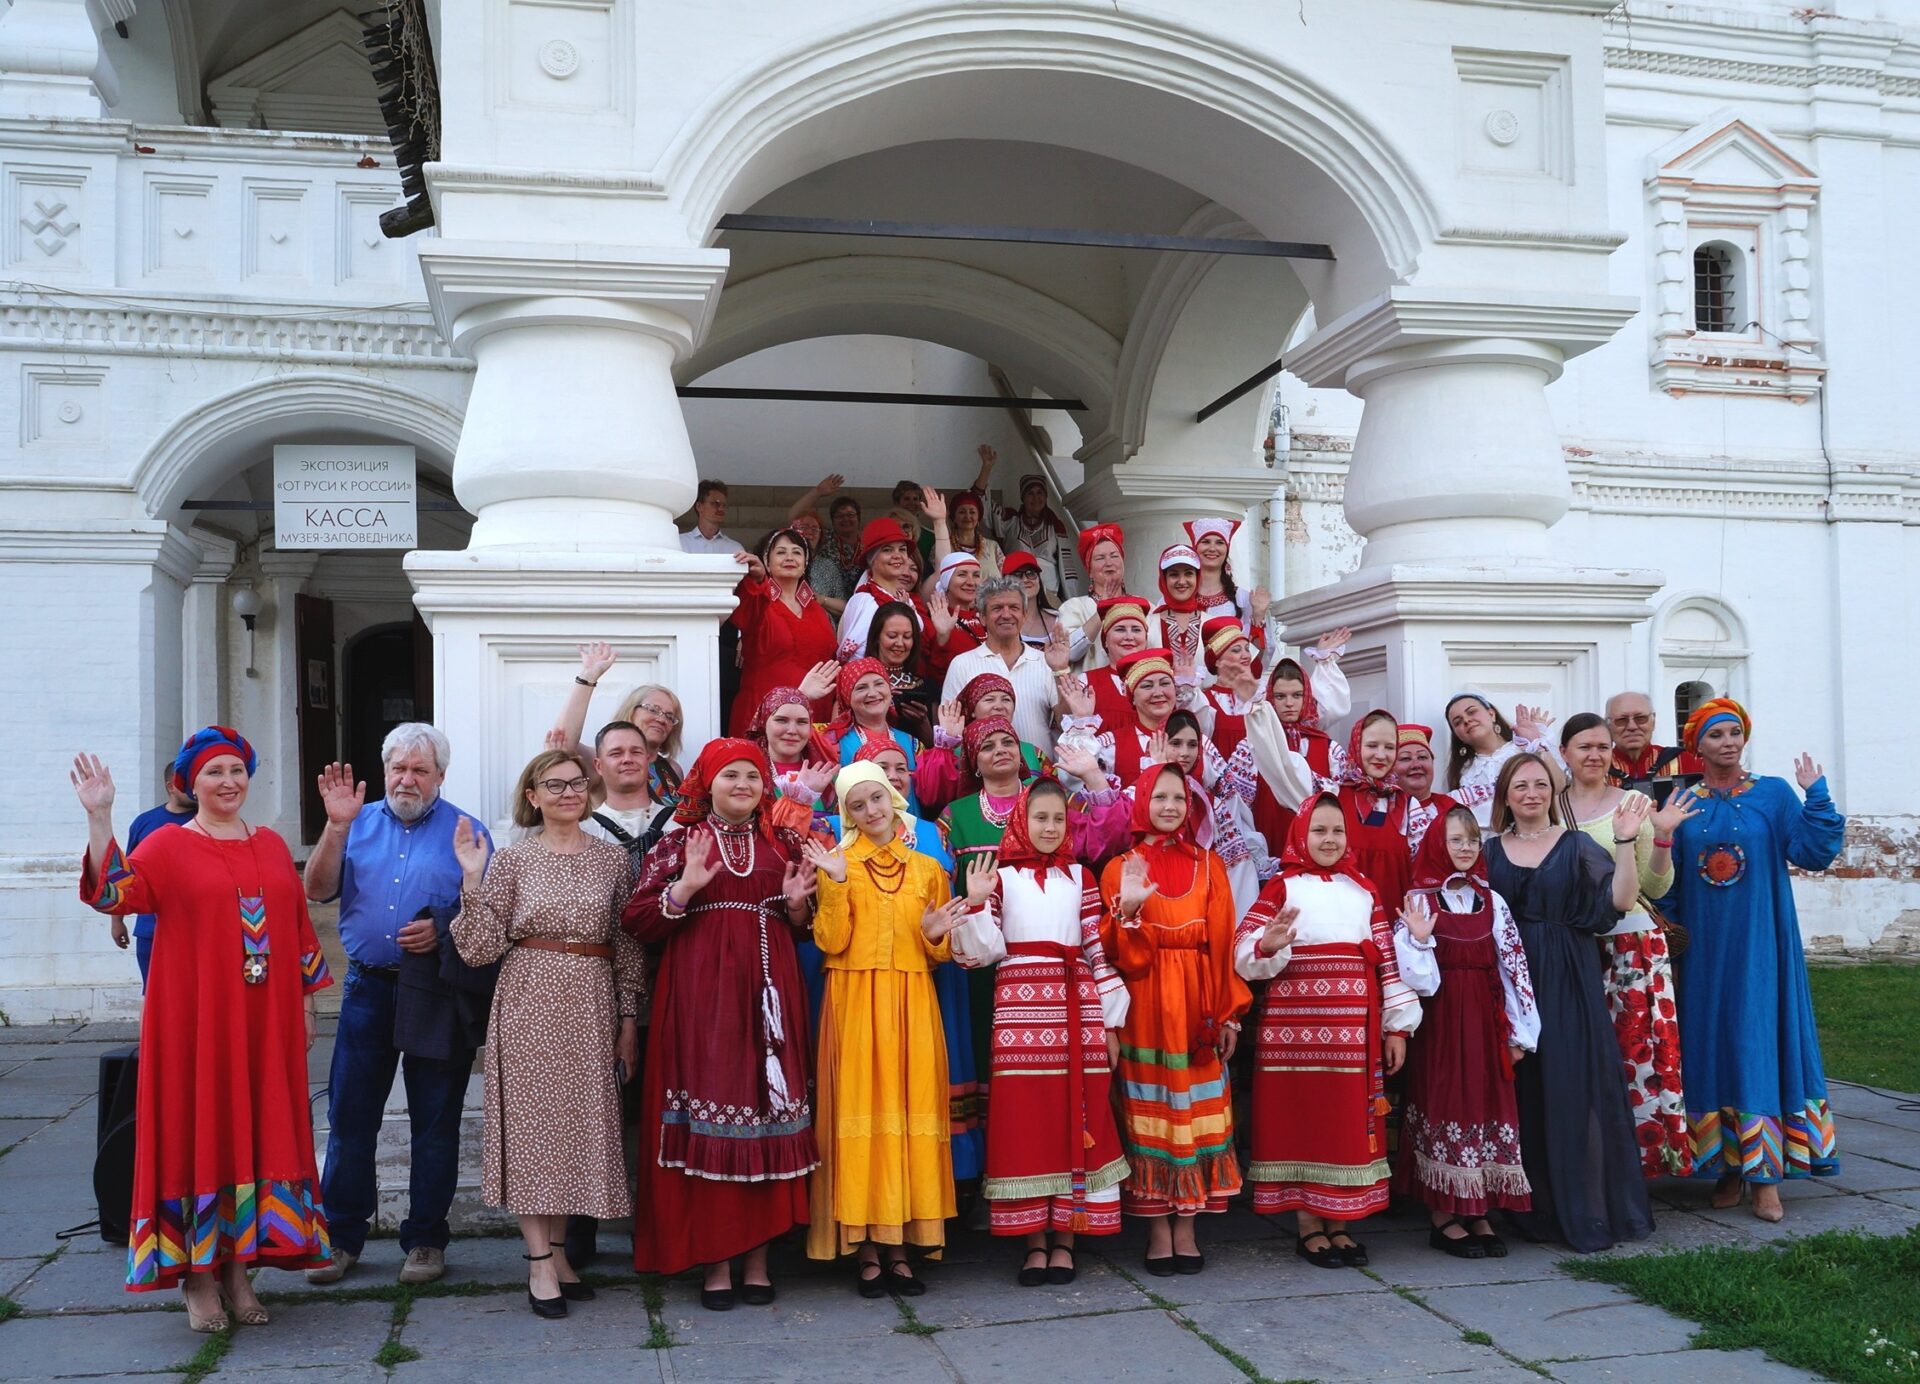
[273,444,418,549]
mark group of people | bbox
[72,462,1846,1334]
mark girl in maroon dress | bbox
[1338,710,1416,915]
[74,728,333,1332]
[623,739,821,1311]
[1392,806,1539,1258]
[728,528,838,737]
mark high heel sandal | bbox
[1017,1248,1049,1288]
[181,1280,229,1334]
[524,1252,567,1319]
[1428,1218,1486,1260]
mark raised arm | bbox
[1244,700,1319,804]
[1785,758,1846,872]
[554,642,619,757]
[72,754,160,916]
[788,472,844,522]
[303,761,366,901]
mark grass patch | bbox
[1565,1227,1920,1384]
[0,1296,20,1324]
[1810,962,1920,1093]
[373,1341,422,1366]
[641,1277,670,1349]
[1461,1329,1494,1346]
[176,1327,233,1384]
[891,1298,943,1337]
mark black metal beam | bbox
[1195,358,1287,424]
[182,500,467,512]
[716,213,1334,262]
[677,386,1085,411]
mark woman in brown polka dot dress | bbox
[452,749,646,1318]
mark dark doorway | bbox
[295,595,336,844]
[343,622,427,799]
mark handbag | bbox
[1639,890,1689,958]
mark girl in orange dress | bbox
[1098,763,1251,1277]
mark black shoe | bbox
[1017,1250,1049,1288]
[557,1280,597,1301]
[1172,1252,1204,1275]
[857,1261,888,1298]
[1428,1219,1486,1260]
[1329,1236,1368,1267]
[885,1260,926,1297]
[524,1252,567,1318]
[739,1282,775,1307]
[1143,1253,1177,1278]
[1046,1247,1077,1286]
[1295,1232,1344,1270]
[562,1215,598,1270]
[700,1288,735,1312]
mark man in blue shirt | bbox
[302,723,489,1286]
[112,760,194,986]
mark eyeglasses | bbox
[637,703,680,724]
[538,777,591,795]
[1611,714,1655,727]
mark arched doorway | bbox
[343,619,434,789]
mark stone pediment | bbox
[207,9,386,138]
[1649,111,1817,190]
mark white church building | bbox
[2,0,1916,1020]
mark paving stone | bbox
[397,1349,664,1382]
[0,1118,57,1149]
[1183,1287,1510,1380]
[1828,1087,1920,1134]
[268,1234,539,1298]
[1548,1347,1820,1383]
[1357,1228,1566,1290]
[664,1333,945,1382]
[1419,1279,1699,1361]
[1865,1188,1920,1212]
[12,1246,162,1313]
[1825,1154,1920,1192]
[65,1024,140,1045]
[660,1269,917,1344]
[1598,1208,1759,1257]
[0,1062,97,1119]
[1689,1188,1920,1242]
[218,1301,393,1368]
[1119,1235,1391,1305]
[0,1026,85,1047]
[934,1308,1246,1383]
[401,1285,654,1357]
[0,1206,108,1261]
[899,1253,1154,1328]
[0,1306,200,1378]
[205,1369,387,1384]
[1826,1118,1920,1162]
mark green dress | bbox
[938,791,1016,1103]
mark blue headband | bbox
[171,725,259,798]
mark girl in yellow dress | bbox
[803,761,992,1295]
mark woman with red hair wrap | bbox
[623,739,821,1310]
[1240,631,1353,847]
[1234,790,1420,1269]
[1098,763,1250,1276]
[75,728,334,1329]
[1665,698,1844,1224]
[950,778,1130,1286]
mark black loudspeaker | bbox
[93,1046,138,1246]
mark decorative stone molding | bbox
[207,8,387,137]
[0,292,458,366]
[1452,48,1573,183]
[19,360,105,445]
[1645,112,1824,402]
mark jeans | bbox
[321,961,472,1256]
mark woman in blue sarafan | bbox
[1665,697,1845,1224]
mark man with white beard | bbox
[302,723,490,1286]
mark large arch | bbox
[680,256,1121,447]
[135,373,464,518]
[660,3,1438,315]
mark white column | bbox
[182,527,237,732]
[1275,290,1659,724]
[406,243,744,829]
[254,551,318,845]
[1067,463,1283,610]
[0,0,117,117]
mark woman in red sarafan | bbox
[623,738,821,1311]
[728,527,838,737]
[73,728,333,1331]
[1337,710,1417,916]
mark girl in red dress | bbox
[1392,806,1538,1259]
[728,528,838,737]
[1235,791,1420,1270]
[74,728,334,1331]
[1338,710,1416,916]
[623,739,821,1311]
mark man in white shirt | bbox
[679,479,745,554]
[940,576,1069,753]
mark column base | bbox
[405,549,742,829]
[1275,560,1664,726]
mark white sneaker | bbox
[398,1246,445,1284]
[305,1248,357,1284]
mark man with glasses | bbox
[303,723,491,1286]
[1605,690,1703,802]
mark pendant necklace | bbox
[194,818,271,984]
[1506,823,1553,841]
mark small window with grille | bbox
[1692,243,1740,334]
[1675,679,1715,728]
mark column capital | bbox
[258,550,319,583]
[416,240,730,359]
[1287,288,1638,391]
[0,520,199,583]
[186,525,238,584]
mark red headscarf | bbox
[1341,709,1404,793]
[949,490,983,523]
[1127,762,1203,858]
[827,657,891,742]
[1409,802,1487,892]
[1076,523,1125,572]
[858,517,913,567]
[1268,656,1332,756]
[1279,789,1379,888]
[1155,544,1202,614]
[996,778,1077,881]
[746,687,812,757]
[852,736,905,768]
[962,715,1022,780]
[674,738,773,827]
[958,671,1014,719]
